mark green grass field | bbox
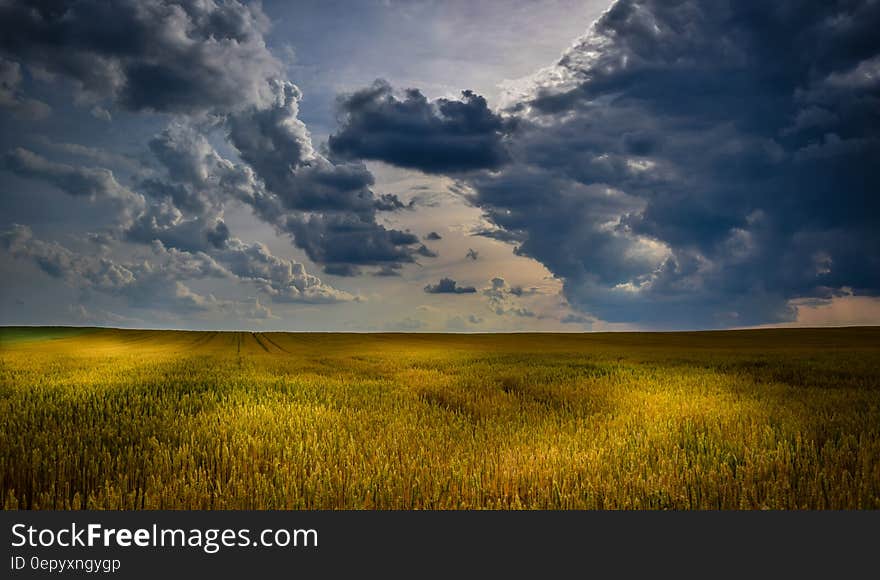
[1,326,878,509]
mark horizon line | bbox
[2,324,879,335]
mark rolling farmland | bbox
[1,327,879,509]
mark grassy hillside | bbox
[1,327,878,509]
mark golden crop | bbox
[1,327,878,509]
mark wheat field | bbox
[1,326,878,509]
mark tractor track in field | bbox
[234,332,243,369]
[188,331,219,350]
[251,332,271,353]
[258,333,290,354]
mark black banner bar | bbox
[2,511,877,578]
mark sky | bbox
[0,0,878,332]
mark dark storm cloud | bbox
[279,213,418,276]
[329,80,510,174]
[424,278,477,294]
[0,0,281,114]
[462,0,880,328]
[425,231,442,241]
[327,0,878,327]
[227,80,379,215]
[226,80,422,274]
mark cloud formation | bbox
[329,80,510,174]
[2,0,878,330]
[217,238,355,304]
[1,224,353,314]
[1,224,224,312]
[344,0,880,328]
[1,0,428,289]
[2,121,357,315]
[226,79,422,274]
[5,148,138,203]
[482,277,536,317]
[0,0,282,114]
[424,277,477,294]
[507,0,879,327]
